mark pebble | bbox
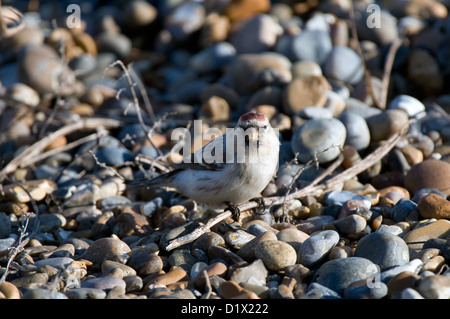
[298,230,339,268]
[230,259,268,287]
[391,198,419,222]
[101,260,136,277]
[403,219,450,250]
[366,109,409,142]
[224,229,255,250]
[18,44,78,96]
[354,232,409,271]
[189,42,236,73]
[324,46,364,85]
[64,288,107,299]
[288,30,332,65]
[406,160,450,197]
[230,14,281,54]
[338,110,371,151]
[165,1,205,41]
[81,238,131,265]
[389,94,426,117]
[418,193,450,220]
[344,279,388,299]
[333,214,367,236]
[227,52,292,95]
[237,230,277,261]
[224,0,270,22]
[127,250,163,277]
[0,282,21,299]
[282,75,331,115]
[81,276,126,291]
[296,215,335,234]
[291,60,322,79]
[313,257,378,296]
[95,147,134,167]
[255,240,297,271]
[276,228,309,251]
[380,259,423,283]
[400,287,424,299]
[22,288,68,299]
[407,49,443,96]
[291,118,347,163]
[417,275,450,299]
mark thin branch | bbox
[89,150,125,180]
[348,1,383,109]
[380,38,403,108]
[0,118,122,182]
[107,60,164,159]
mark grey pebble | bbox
[81,276,126,290]
[123,275,143,293]
[333,214,367,236]
[0,212,12,238]
[390,198,418,222]
[291,118,346,164]
[33,257,74,270]
[400,288,424,299]
[344,281,388,299]
[380,259,423,283]
[64,287,107,299]
[229,259,268,286]
[313,257,378,295]
[22,288,68,299]
[354,232,409,271]
[303,282,341,299]
[296,215,335,234]
[95,147,133,167]
[338,110,371,151]
[389,94,425,118]
[298,230,339,268]
[324,46,364,85]
[289,30,332,64]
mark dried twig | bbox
[0,209,33,283]
[348,0,383,110]
[380,38,403,108]
[107,60,164,159]
[281,145,343,220]
[0,117,122,182]
[164,122,410,251]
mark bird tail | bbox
[125,170,178,191]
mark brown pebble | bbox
[418,193,450,220]
[405,159,450,196]
[148,267,188,286]
[219,280,259,299]
[82,237,131,265]
[387,271,420,296]
[403,219,450,250]
[421,256,446,273]
[194,262,228,289]
[0,282,21,299]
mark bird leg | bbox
[250,197,266,215]
[224,201,241,221]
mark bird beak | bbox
[247,127,259,142]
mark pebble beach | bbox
[0,0,450,301]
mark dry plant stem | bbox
[348,1,383,110]
[380,38,403,108]
[109,60,164,159]
[165,123,409,251]
[19,129,109,168]
[0,117,122,182]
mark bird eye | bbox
[263,125,268,130]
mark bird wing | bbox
[171,132,229,171]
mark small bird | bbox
[129,112,280,220]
